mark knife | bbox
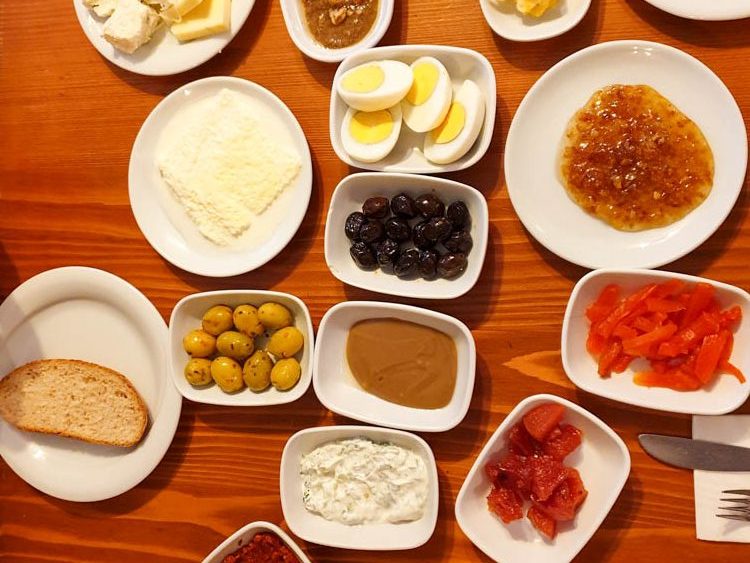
[638,433,750,471]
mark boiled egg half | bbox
[401,57,453,133]
[337,61,414,113]
[341,104,402,163]
[423,80,485,165]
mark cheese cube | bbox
[169,0,230,42]
[103,0,160,54]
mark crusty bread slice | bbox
[0,359,148,448]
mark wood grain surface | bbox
[2,0,750,561]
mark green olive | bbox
[266,326,304,358]
[243,350,273,392]
[232,304,264,337]
[202,305,234,336]
[210,356,244,393]
[216,330,254,360]
[271,358,302,391]
[258,302,294,330]
[184,358,213,386]
[182,329,216,357]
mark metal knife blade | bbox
[638,434,750,471]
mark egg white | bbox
[341,104,403,163]
[401,57,453,133]
[336,60,414,113]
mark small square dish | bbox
[561,269,750,415]
[313,301,476,432]
[202,521,311,563]
[168,290,314,406]
[280,425,439,550]
[455,394,630,563]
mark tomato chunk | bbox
[487,485,523,523]
[523,404,565,442]
[527,505,557,539]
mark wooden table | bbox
[2,0,749,561]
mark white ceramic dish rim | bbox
[479,0,593,42]
[642,0,750,21]
[201,521,311,563]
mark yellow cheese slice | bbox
[161,0,204,23]
[170,0,230,42]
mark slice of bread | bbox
[0,359,148,448]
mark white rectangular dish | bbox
[202,521,310,563]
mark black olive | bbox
[384,217,411,242]
[390,193,418,218]
[359,219,385,244]
[414,193,446,219]
[437,253,468,279]
[362,196,390,219]
[344,212,367,241]
[423,216,452,243]
[412,221,435,250]
[394,248,420,278]
[446,201,470,229]
[350,242,377,270]
[444,230,473,254]
[418,249,439,280]
[375,239,400,267]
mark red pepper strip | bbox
[611,354,634,373]
[586,284,621,323]
[586,330,607,355]
[679,282,716,329]
[622,323,678,357]
[613,324,639,340]
[598,340,622,378]
[720,362,746,383]
[719,306,743,330]
[652,279,687,299]
[694,332,728,385]
[658,312,722,357]
[645,298,685,314]
[634,367,702,391]
[632,316,656,333]
[594,284,658,339]
[717,330,746,383]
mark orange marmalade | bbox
[560,85,714,231]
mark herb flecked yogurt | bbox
[299,437,429,525]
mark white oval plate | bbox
[313,301,476,432]
[73,0,256,76]
[129,76,313,278]
[280,425,439,550]
[479,0,592,42]
[0,267,181,502]
[324,173,489,299]
[330,45,497,174]
[642,0,750,21]
[279,0,393,63]
[561,268,750,415]
[505,40,747,269]
[202,521,311,563]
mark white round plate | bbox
[505,40,747,269]
[129,76,313,277]
[642,0,750,21]
[73,0,256,76]
[479,0,592,42]
[0,267,181,502]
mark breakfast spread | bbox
[561,84,714,231]
[586,280,745,390]
[346,318,457,409]
[222,532,299,563]
[300,0,378,49]
[490,0,557,17]
[485,404,587,539]
[300,437,428,524]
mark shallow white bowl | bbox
[505,40,747,269]
[280,425,439,550]
[73,0,255,76]
[279,0,393,63]
[562,269,750,415]
[129,76,312,278]
[455,394,630,563]
[202,521,310,563]
[479,0,592,42]
[642,0,750,21]
[330,45,497,173]
[313,301,476,432]
[324,173,489,299]
[169,290,314,406]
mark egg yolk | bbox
[405,63,439,106]
[349,110,394,144]
[342,65,385,93]
[431,102,466,144]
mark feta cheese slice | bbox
[103,0,161,54]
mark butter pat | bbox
[170,0,230,42]
[103,0,160,54]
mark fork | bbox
[717,489,750,522]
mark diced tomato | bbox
[543,424,582,461]
[487,485,523,524]
[622,322,678,357]
[527,505,557,539]
[537,468,588,521]
[586,284,621,323]
[594,284,658,339]
[679,282,716,328]
[694,332,728,385]
[508,423,538,456]
[529,455,569,502]
[523,404,565,441]
[497,453,532,496]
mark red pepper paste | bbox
[223,532,300,563]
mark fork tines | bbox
[717,490,750,522]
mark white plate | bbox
[73,0,255,76]
[280,425,439,550]
[505,40,747,269]
[0,267,181,502]
[279,0,393,63]
[202,521,311,563]
[129,76,313,278]
[479,0,592,42]
[642,0,750,21]
[169,290,314,406]
[455,394,630,563]
[324,173,489,299]
[561,268,750,415]
[330,45,497,174]
[313,301,476,432]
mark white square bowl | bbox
[324,172,489,299]
[561,269,750,415]
[202,521,311,563]
[455,394,630,563]
[330,45,497,173]
[279,425,440,550]
[168,290,314,406]
[313,301,476,432]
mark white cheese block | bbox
[84,0,118,18]
[169,0,230,42]
[102,0,160,54]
